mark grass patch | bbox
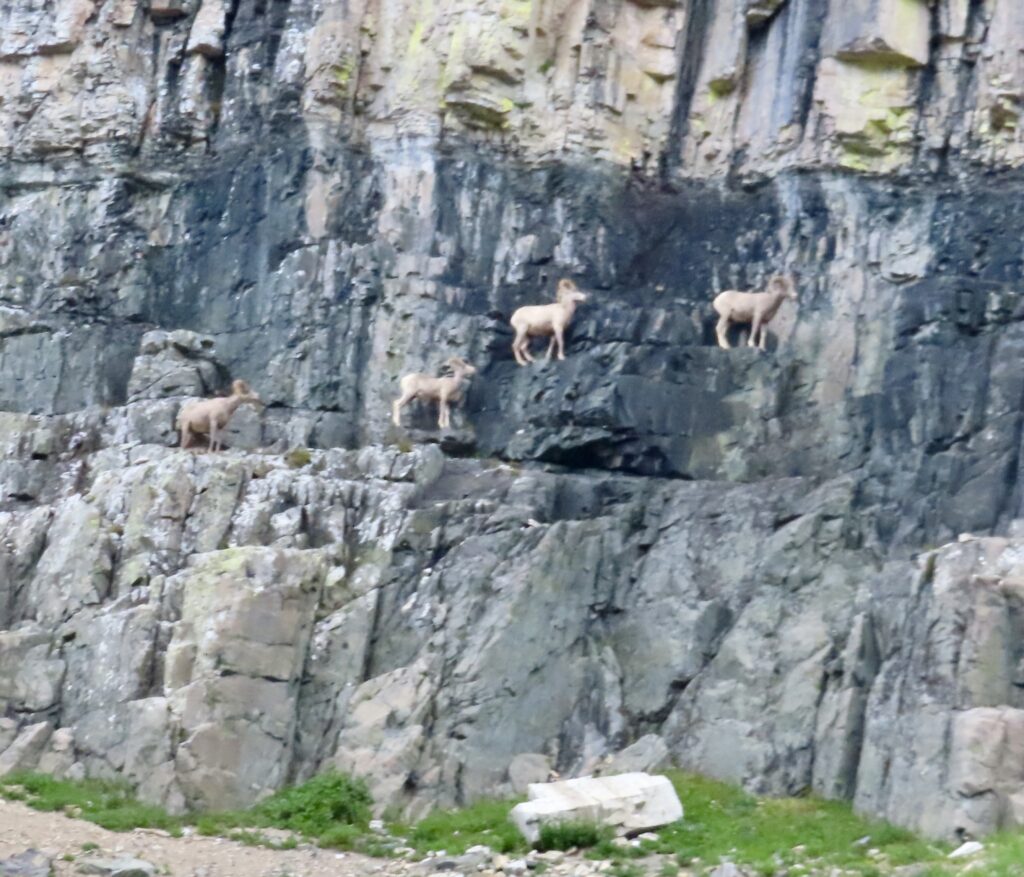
[8,767,1024,875]
[1,770,375,851]
[402,798,527,855]
[982,832,1024,876]
[1,773,183,834]
[649,771,950,875]
[536,820,611,852]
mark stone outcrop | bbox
[511,773,684,843]
[2,0,1024,843]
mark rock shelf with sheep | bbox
[510,279,589,366]
[713,275,798,351]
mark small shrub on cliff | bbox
[193,770,378,850]
[253,770,373,835]
[536,820,611,851]
[284,447,312,468]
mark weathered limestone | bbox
[508,754,553,795]
[745,0,787,27]
[186,0,227,58]
[0,722,52,777]
[596,736,670,777]
[510,773,684,844]
[36,727,76,778]
[127,330,220,403]
[167,546,325,810]
[22,497,113,624]
[0,627,65,714]
[854,538,1024,838]
[821,0,931,68]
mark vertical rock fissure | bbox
[661,0,714,180]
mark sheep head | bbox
[445,356,477,377]
[771,274,798,300]
[556,278,588,304]
[231,379,264,407]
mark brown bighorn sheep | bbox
[392,356,477,429]
[177,379,263,451]
[713,274,798,351]
[510,278,588,366]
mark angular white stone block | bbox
[510,772,683,844]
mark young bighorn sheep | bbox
[713,274,798,351]
[177,379,263,451]
[510,278,588,366]
[392,356,477,429]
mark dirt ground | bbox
[0,798,398,876]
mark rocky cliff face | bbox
[2,0,1024,842]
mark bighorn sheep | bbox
[392,356,477,429]
[177,379,263,451]
[712,274,798,351]
[510,278,588,366]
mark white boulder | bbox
[948,841,984,859]
[509,772,683,844]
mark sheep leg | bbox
[512,331,528,366]
[208,416,218,452]
[180,425,190,450]
[715,316,732,350]
[545,335,556,361]
[392,392,413,427]
[748,318,761,349]
[758,324,769,351]
[438,396,450,429]
[519,334,536,363]
[554,326,566,361]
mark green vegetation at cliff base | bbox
[5,769,1024,875]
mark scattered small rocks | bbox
[76,857,157,877]
[708,864,750,877]
[453,846,493,871]
[0,849,52,877]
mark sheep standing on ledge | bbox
[713,274,798,351]
[392,356,478,429]
[177,379,263,451]
[510,278,588,366]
